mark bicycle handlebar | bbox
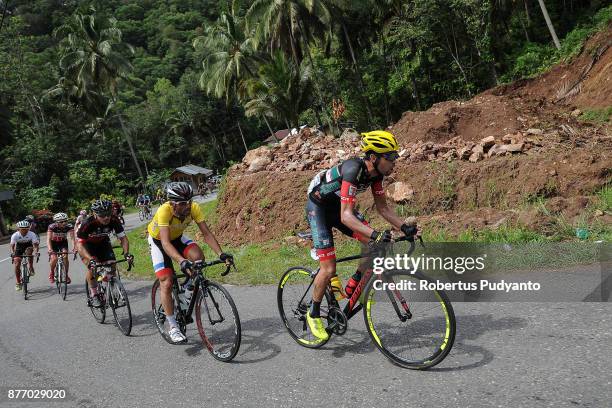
[189,258,237,277]
[11,253,40,263]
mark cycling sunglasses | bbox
[381,151,399,162]
[173,200,192,206]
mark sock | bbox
[166,314,178,329]
[90,286,98,296]
[310,301,321,318]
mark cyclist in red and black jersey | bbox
[305,130,420,340]
[76,199,132,307]
[46,212,75,284]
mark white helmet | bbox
[16,220,30,228]
[53,212,68,222]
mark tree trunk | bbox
[524,0,532,26]
[236,120,248,152]
[342,22,374,127]
[0,0,9,34]
[538,0,561,49]
[118,116,145,181]
[262,115,278,141]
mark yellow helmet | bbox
[360,130,399,154]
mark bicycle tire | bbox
[138,209,144,221]
[85,280,106,323]
[60,263,68,300]
[21,265,28,301]
[277,267,331,349]
[362,270,456,370]
[151,278,187,344]
[55,263,61,294]
[109,279,132,336]
[195,281,241,362]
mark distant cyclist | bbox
[76,200,132,307]
[47,212,75,284]
[10,220,40,291]
[75,210,88,233]
[304,131,420,340]
[147,182,233,343]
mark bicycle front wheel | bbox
[109,279,132,336]
[138,209,144,221]
[277,267,331,349]
[85,280,106,323]
[363,270,455,370]
[195,281,241,362]
[60,264,67,300]
[22,267,28,300]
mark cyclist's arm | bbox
[159,227,186,264]
[76,241,93,264]
[373,192,404,230]
[195,220,223,256]
[340,200,375,239]
[46,230,53,252]
[69,229,75,252]
[118,235,129,256]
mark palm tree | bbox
[47,8,144,180]
[194,5,278,148]
[243,52,313,129]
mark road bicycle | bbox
[152,259,241,362]
[49,250,77,300]
[85,258,134,336]
[278,235,456,369]
[11,253,40,300]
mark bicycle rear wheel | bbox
[277,267,331,348]
[151,278,187,344]
[85,280,106,323]
[363,270,455,370]
[110,279,132,336]
[195,281,241,362]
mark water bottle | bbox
[330,276,346,301]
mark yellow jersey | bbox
[147,202,205,240]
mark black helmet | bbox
[91,199,113,216]
[167,182,193,202]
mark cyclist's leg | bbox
[176,235,202,262]
[13,246,25,285]
[25,247,34,274]
[307,199,336,306]
[336,209,372,297]
[149,235,181,332]
[49,242,59,282]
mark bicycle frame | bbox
[304,237,417,323]
[172,260,231,321]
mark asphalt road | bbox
[1,198,610,408]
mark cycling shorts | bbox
[148,234,198,278]
[305,198,368,261]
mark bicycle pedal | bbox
[185,316,194,324]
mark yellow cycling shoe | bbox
[306,311,329,341]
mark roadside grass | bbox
[119,199,610,284]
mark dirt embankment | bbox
[212,26,612,246]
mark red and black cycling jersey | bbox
[48,222,74,242]
[76,216,125,244]
[307,157,384,205]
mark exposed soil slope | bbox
[212,26,612,246]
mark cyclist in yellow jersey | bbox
[148,181,233,343]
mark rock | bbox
[458,147,472,160]
[284,236,300,245]
[548,169,557,176]
[442,149,457,161]
[526,128,543,135]
[247,156,271,173]
[502,134,513,144]
[480,136,496,149]
[487,144,504,157]
[339,128,360,142]
[594,209,604,217]
[469,150,484,162]
[571,109,582,117]
[504,143,524,153]
[386,182,415,204]
[243,146,272,166]
[310,151,326,161]
[471,144,484,155]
